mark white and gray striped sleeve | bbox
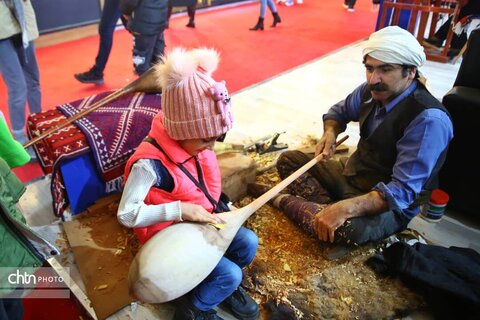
[117,159,182,228]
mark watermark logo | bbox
[1,267,71,299]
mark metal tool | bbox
[244,132,288,154]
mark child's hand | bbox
[180,203,224,224]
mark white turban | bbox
[363,26,426,67]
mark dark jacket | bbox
[367,242,480,320]
[120,0,168,35]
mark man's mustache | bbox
[367,83,388,92]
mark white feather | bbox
[193,47,220,76]
[153,47,220,90]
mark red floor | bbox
[1,0,378,128]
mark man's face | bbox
[364,55,416,106]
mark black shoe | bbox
[223,287,259,320]
[271,12,281,27]
[186,19,195,28]
[249,17,264,31]
[74,68,104,85]
[173,297,224,320]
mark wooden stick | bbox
[248,134,349,212]
[23,67,161,148]
[24,89,129,148]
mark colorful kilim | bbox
[27,109,90,217]
[27,91,162,218]
[58,91,162,190]
[27,109,89,174]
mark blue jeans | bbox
[190,227,258,311]
[0,35,41,135]
[93,0,122,74]
[260,0,277,18]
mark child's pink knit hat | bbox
[154,47,233,140]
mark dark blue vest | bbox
[343,83,450,207]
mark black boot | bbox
[74,67,104,85]
[271,12,281,27]
[249,17,264,31]
[223,286,259,320]
[173,297,224,320]
[186,5,196,28]
[186,18,195,28]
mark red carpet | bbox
[1,0,378,183]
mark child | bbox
[117,48,259,320]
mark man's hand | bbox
[315,132,337,160]
[180,203,224,224]
[313,191,388,243]
[313,201,350,243]
[315,120,343,160]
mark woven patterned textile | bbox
[27,109,89,174]
[58,91,162,190]
[27,91,162,217]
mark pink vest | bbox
[124,114,222,244]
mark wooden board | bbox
[63,194,138,320]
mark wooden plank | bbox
[63,197,136,320]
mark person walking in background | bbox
[250,0,281,31]
[167,0,197,29]
[343,0,380,13]
[0,0,41,160]
[74,0,122,85]
[120,0,168,76]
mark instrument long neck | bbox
[233,135,349,223]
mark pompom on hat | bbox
[154,47,234,140]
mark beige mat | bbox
[63,193,139,320]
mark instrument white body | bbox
[128,210,246,303]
